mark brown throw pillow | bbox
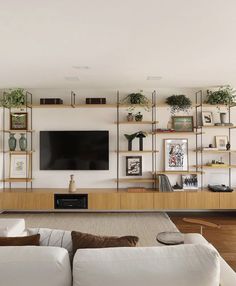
[0,234,40,246]
[71,231,139,254]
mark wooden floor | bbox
[169,212,236,271]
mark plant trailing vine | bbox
[205,85,236,106]
[165,94,192,114]
[121,91,151,111]
[0,88,26,108]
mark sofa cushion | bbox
[0,234,40,246]
[0,246,71,286]
[71,231,139,254]
[0,219,25,237]
[27,228,73,259]
[73,244,220,286]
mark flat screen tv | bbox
[40,131,109,170]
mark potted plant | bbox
[166,94,192,114]
[121,91,151,111]
[205,85,236,106]
[0,88,26,108]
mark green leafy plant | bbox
[166,94,192,114]
[0,88,26,108]
[121,91,151,111]
[205,85,236,105]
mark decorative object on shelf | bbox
[172,116,194,132]
[121,91,151,111]
[164,139,188,172]
[19,133,27,151]
[215,135,228,150]
[172,182,183,190]
[205,85,236,106]
[124,133,137,151]
[135,112,143,122]
[126,156,142,176]
[208,184,233,192]
[202,111,214,126]
[165,94,192,115]
[85,98,106,104]
[156,128,175,133]
[8,133,17,151]
[0,88,26,108]
[136,131,147,151]
[9,154,31,178]
[220,112,227,124]
[40,98,63,105]
[10,112,28,130]
[158,174,173,192]
[68,174,76,193]
[181,174,198,190]
[207,158,225,166]
[126,113,134,122]
[226,141,231,151]
[167,119,172,130]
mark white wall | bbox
[1,87,236,189]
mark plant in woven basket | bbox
[166,94,192,115]
[205,85,236,106]
[121,91,151,111]
[0,88,26,108]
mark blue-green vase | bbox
[19,133,27,151]
[8,133,16,151]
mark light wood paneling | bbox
[2,192,54,210]
[220,192,236,209]
[88,193,120,210]
[186,191,220,209]
[0,193,3,209]
[120,193,154,210]
[154,192,186,209]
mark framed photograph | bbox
[9,154,31,178]
[172,116,194,132]
[202,111,214,126]
[10,113,28,130]
[215,135,228,150]
[164,139,188,171]
[126,156,142,176]
[181,174,198,189]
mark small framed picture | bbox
[164,139,188,171]
[215,135,228,150]
[9,154,31,178]
[202,111,214,126]
[181,174,198,189]
[10,113,28,130]
[172,116,194,132]
[126,156,142,176]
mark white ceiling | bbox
[0,0,236,89]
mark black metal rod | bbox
[116,91,119,191]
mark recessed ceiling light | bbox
[72,66,90,70]
[64,76,80,81]
[147,76,162,81]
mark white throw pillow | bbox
[73,244,220,286]
[27,228,72,260]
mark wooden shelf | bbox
[4,151,34,155]
[115,178,155,183]
[116,150,158,154]
[195,149,236,154]
[31,104,117,108]
[153,171,203,175]
[197,125,236,129]
[115,121,158,124]
[31,104,72,108]
[2,130,34,133]
[194,165,236,169]
[152,131,204,135]
[0,178,33,183]
[118,104,155,108]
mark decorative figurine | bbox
[124,133,137,151]
[69,174,76,193]
[226,141,231,151]
[136,131,147,151]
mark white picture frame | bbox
[215,136,228,150]
[164,139,188,172]
[9,154,31,178]
[181,174,198,189]
[202,111,214,126]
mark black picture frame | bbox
[126,156,142,176]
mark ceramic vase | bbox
[69,174,76,193]
[220,113,227,124]
[8,133,16,151]
[127,113,134,122]
[19,133,27,151]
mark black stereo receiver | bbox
[54,194,88,209]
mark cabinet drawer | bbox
[88,193,120,210]
[186,191,219,209]
[120,193,154,210]
[154,192,186,209]
[220,192,236,209]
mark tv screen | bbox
[40,131,109,170]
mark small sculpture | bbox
[136,131,147,151]
[226,142,231,151]
[124,133,137,151]
[69,174,76,193]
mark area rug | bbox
[0,212,178,246]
